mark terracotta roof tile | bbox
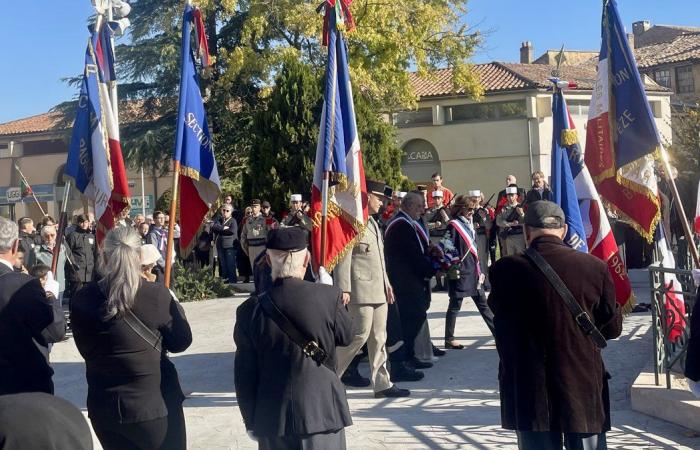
[635,32,700,69]
[0,112,64,136]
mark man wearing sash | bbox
[384,192,436,375]
[444,196,495,350]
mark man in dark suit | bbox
[0,216,56,395]
[488,201,623,449]
[384,191,437,378]
[211,204,239,284]
[234,227,353,449]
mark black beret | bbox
[266,227,308,251]
[524,201,566,229]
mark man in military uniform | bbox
[334,180,411,398]
[281,194,312,231]
[426,190,450,242]
[427,172,454,208]
[234,227,353,449]
[469,190,493,289]
[261,200,279,229]
[241,199,270,269]
[496,186,526,257]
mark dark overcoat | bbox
[685,289,700,381]
[234,277,353,437]
[488,235,622,433]
[0,262,55,395]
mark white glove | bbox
[45,271,60,298]
[317,266,333,285]
[692,269,700,287]
[688,378,700,399]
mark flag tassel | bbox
[164,160,181,288]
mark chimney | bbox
[520,41,533,64]
[632,20,651,36]
[627,32,635,49]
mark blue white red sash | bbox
[449,218,481,277]
[386,212,429,253]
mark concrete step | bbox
[631,370,700,433]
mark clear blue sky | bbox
[0,1,698,124]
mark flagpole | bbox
[51,181,71,275]
[659,147,700,267]
[15,164,47,217]
[320,171,330,267]
[164,162,180,288]
[140,165,146,217]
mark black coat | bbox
[0,392,93,450]
[524,187,553,204]
[0,262,55,395]
[211,216,239,249]
[18,231,37,267]
[488,236,623,433]
[384,212,436,300]
[66,227,98,283]
[71,281,192,425]
[234,277,353,437]
[685,289,700,381]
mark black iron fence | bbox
[649,265,697,388]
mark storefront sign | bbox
[130,195,154,215]
[6,187,21,203]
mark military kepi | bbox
[366,179,388,197]
[524,201,566,229]
[267,227,308,251]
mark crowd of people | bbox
[0,169,652,450]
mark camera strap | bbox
[524,247,607,349]
[257,292,335,371]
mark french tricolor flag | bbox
[311,1,367,272]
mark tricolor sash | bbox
[449,218,481,277]
[386,212,429,253]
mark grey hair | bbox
[401,192,423,210]
[268,249,309,280]
[40,225,56,238]
[0,217,18,253]
[99,226,143,320]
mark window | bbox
[0,144,8,158]
[393,108,433,127]
[653,69,672,88]
[446,100,526,123]
[567,100,590,117]
[676,66,695,94]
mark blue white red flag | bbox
[311,1,368,271]
[551,83,588,253]
[585,0,661,243]
[173,4,221,256]
[66,21,130,244]
[551,80,634,311]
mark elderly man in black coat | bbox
[488,201,622,450]
[0,217,57,395]
[384,191,437,377]
[234,227,353,449]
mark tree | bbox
[668,107,700,215]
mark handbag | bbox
[524,247,607,349]
[257,292,335,372]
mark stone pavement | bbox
[51,287,700,449]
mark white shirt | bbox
[0,258,14,271]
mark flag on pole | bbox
[552,80,634,311]
[66,21,130,244]
[173,4,221,256]
[311,1,368,272]
[585,0,661,243]
[14,164,33,198]
[550,81,588,253]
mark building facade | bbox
[0,111,172,222]
[396,62,671,200]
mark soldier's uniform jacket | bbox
[496,204,525,235]
[426,206,450,238]
[473,207,493,236]
[241,214,269,254]
[333,216,390,304]
[281,210,312,232]
[233,277,353,437]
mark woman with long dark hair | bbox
[71,226,192,450]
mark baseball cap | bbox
[524,201,566,229]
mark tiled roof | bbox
[0,99,165,137]
[635,25,700,48]
[0,112,64,136]
[410,61,667,99]
[635,32,700,69]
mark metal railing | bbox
[649,265,696,388]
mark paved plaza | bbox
[52,287,700,449]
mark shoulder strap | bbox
[524,247,607,349]
[123,309,163,353]
[257,292,334,371]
